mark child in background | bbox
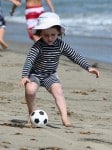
[10,0,55,41]
[0,0,7,49]
[18,12,100,127]
[0,0,20,49]
[0,10,8,49]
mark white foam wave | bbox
[5,13,112,38]
[61,14,112,37]
[6,16,26,23]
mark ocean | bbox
[1,0,112,63]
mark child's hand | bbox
[18,77,31,87]
[88,67,100,78]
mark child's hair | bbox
[34,25,64,37]
[52,25,63,36]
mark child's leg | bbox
[0,28,8,49]
[25,82,39,114]
[9,0,21,6]
[49,83,72,127]
[27,29,40,41]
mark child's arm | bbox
[45,0,55,12]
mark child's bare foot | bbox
[25,114,35,128]
[62,117,72,127]
[10,10,14,16]
[0,40,8,49]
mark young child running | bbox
[10,0,55,41]
[0,0,20,49]
[0,4,8,49]
[0,0,8,49]
[18,12,100,127]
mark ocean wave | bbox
[61,14,112,38]
[6,13,112,38]
[6,16,26,23]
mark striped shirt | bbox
[22,38,91,79]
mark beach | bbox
[0,22,112,150]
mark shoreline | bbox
[5,21,112,64]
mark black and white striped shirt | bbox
[22,38,91,78]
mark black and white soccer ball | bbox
[30,109,48,127]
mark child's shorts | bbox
[29,73,60,90]
[0,14,6,28]
[25,5,44,40]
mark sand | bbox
[0,41,112,150]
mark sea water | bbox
[1,0,112,63]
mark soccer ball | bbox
[30,109,48,127]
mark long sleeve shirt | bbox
[22,38,91,79]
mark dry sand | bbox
[0,44,112,150]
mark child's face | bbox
[41,27,59,45]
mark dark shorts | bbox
[29,73,60,90]
[0,13,6,28]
